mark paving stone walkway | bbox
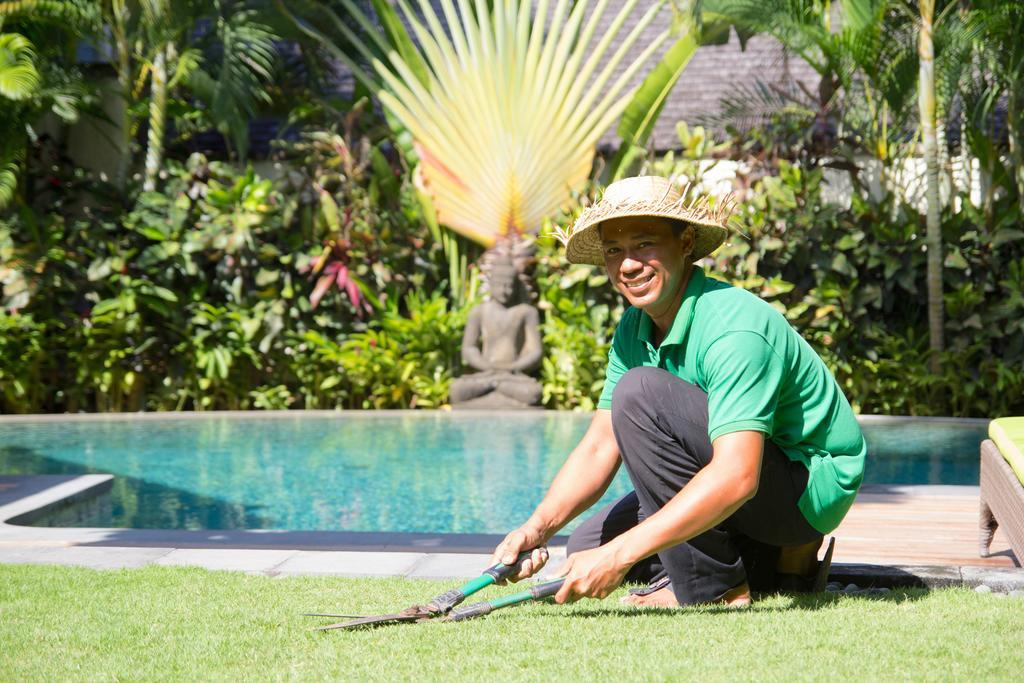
[0,544,571,579]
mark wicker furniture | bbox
[980,438,1024,563]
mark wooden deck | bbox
[830,486,1018,568]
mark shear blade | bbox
[315,613,426,631]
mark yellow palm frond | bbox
[368,0,669,246]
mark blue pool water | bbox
[0,414,986,534]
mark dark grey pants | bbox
[567,366,821,605]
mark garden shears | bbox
[308,550,564,630]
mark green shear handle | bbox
[426,550,537,612]
[445,578,565,622]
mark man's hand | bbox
[553,543,631,604]
[491,526,549,583]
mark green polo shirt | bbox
[598,268,866,534]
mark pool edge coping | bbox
[0,476,985,550]
[0,474,114,526]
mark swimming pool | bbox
[0,413,987,534]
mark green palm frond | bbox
[701,79,817,131]
[188,11,278,158]
[966,0,1024,202]
[0,160,18,207]
[0,0,101,32]
[701,0,983,164]
[285,0,672,246]
[703,0,834,74]
[969,0,1024,80]
[0,0,92,19]
[0,32,39,99]
[0,142,22,208]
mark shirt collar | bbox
[637,268,706,350]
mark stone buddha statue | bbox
[449,240,543,409]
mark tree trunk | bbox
[958,105,972,210]
[142,45,168,193]
[1007,95,1024,213]
[115,59,133,191]
[918,0,944,372]
[110,1,133,191]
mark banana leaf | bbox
[606,32,698,183]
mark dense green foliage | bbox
[0,1,99,208]
[2,1,1023,417]
[716,161,1024,416]
[0,115,463,412]
[2,564,1023,681]
[3,126,1024,415]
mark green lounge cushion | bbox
[989,417,1024,487]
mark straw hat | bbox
[554,176,734,266]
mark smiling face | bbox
[600,216,695,330]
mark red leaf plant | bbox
[303,242,374,317]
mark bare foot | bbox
[718,582,752,608]
[620,585,680,608]
[620,582,752,609]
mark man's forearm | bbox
[525,454,618,540]
[602,431,764,568]
[607,458,756,568]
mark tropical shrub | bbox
[0,111,456,412]
[0,311,46,412]
[714,161,1024,416]
[302,291,470,409]
[534,237,621,411]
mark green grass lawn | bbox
[1,563,1021,681]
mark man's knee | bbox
[610,367,665,426]
[566,492,644,556]
[565,514,604,557]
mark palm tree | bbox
[281,0,686,248]
[967,1,1024,211]
[917,0,942,371]
[0,1,100,208]
[111,0,281,192]
[186,6,280,159]
[0,31,39,207]
[139,1,171,192]
[704,0,980,367]
[701,0,920,176]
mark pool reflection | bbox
[0,415,986,533]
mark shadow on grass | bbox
[550,588,931,620]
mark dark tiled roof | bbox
[632,32,821,150]
[550,2,819,150]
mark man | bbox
[492,175,866,607]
